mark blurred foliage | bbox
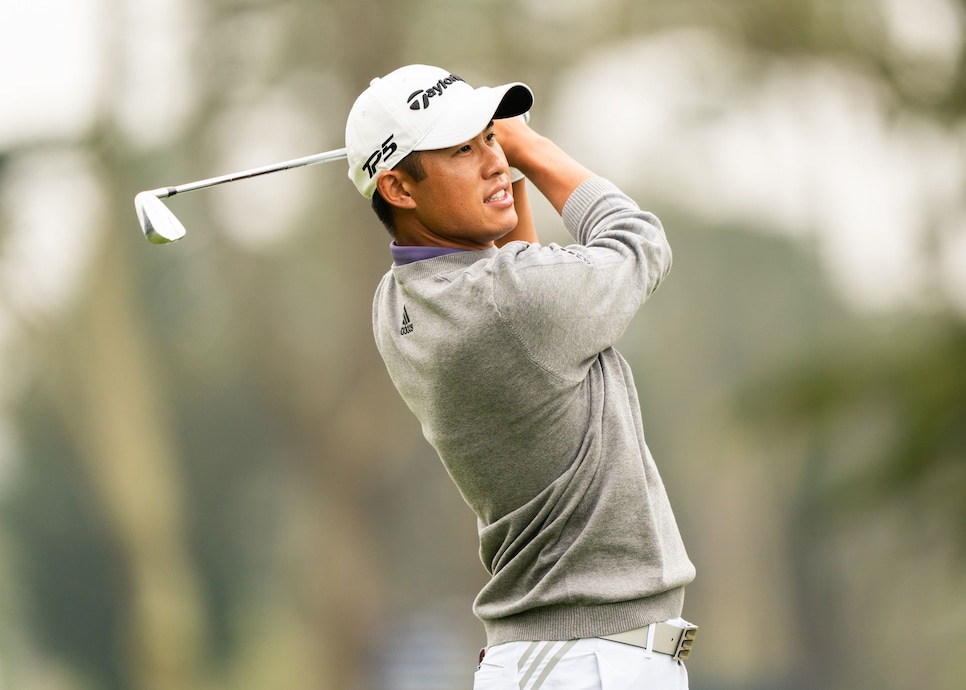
[740,316,966,539]
[729,314,966,690]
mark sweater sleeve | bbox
[492,178,671,380]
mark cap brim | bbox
[416,82,533,152]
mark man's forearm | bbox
[497,119,596,216]
[497,178,538,246]
[512,135,595,215]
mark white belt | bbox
[601,622,698,661]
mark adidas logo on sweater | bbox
[400,307,414,335]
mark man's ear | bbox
[375,171,416,209]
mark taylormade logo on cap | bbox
[407,74,466,110]
[345,64,534,198]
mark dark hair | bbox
[371,151,426,236]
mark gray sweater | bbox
[372,177,695,646]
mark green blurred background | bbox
[2,0,965,688]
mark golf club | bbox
[135,147,348,244]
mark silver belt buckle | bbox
[673,625,698,661]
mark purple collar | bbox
[390,241,467,266]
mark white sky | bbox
[1,0,965,318]
[0,0,101,146]
[550,24,966,312]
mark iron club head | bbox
[135,191,186,244]
[134,146,348,244]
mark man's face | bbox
[402,123,518,249]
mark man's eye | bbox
[459,144,472,153]
[486,131,497,142]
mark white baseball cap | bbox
[345,64,534,198]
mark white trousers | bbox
[474,631,689,690]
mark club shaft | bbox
[148,147,348,198]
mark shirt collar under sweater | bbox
[390,241,466,266]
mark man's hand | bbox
[494,115,538,173]
[494,116,596,216]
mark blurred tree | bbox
[735,315,966,688]
[743,319,966,533]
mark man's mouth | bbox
[485,188,509,203]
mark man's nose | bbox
[483,142,507,176]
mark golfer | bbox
[346,64,697,689]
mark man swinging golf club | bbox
[346,64,697,689]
